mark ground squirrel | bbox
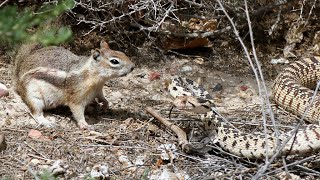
[14,41,135,129]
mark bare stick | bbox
[244,0,280,161]
[80,144,148,150]
[0,0,9,8]
[24,142,48,159]
[216,0,279,164]
[182,0,204,7]
[145,107,188,146]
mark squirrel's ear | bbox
[100,41,110,50]
[92,49,102,61]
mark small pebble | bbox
[270,58,289,64]
[30,159,41,165]
[0,83,9,97]
[181,66,193,72]
[239,85,248,91]
[91,163,109,179]
[48,160,66,176]
[109,91,123,102]
[149,71,161,81]
[194,57,204,64]
[211,83,223,92]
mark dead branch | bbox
[146,107,188,146]
[146,107,212,154]
[0,0,9,7]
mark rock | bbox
[0,83,9,97]
[28,129,51,142]
[277,172,301,180]
[211,83,223,92]
[181,66,193,72]
[157,144,177,161]
[270,58,289,64]
[90,163,109,179]
[108,91,123,103]
[239,85,248,91]
[149,71,161,81]
[0,133,6,152]
[48,160,66,176]
[194,57,204,64]
[30,159,41,165]
[149,165,190,180]
[135,155,145,166]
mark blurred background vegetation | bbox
[0,0,74,46]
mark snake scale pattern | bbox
[169,56,320,159]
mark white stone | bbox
[181,66,193,72]
[0,83,9,97]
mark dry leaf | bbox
[28,129,51,142]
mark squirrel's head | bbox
[91,41,135,78]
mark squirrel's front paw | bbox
[34,116,55,127]
[78,121,94,130]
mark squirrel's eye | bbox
[110,58,120,65]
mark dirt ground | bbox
[0,40,320,180]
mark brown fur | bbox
[15,41,135,128]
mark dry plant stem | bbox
[0,0,8,7]
[251,0,287,18]
[264,155,316,176]
[304,0,318,25]
[155,1,174,31]
[159,26,232,38]
[216,0,279,163]
[295,164,320,176]
[24,142,48,159]
[145,107,188,146]
[27,154,51,161]
[77,5,147,36]
[182,0,204,7]
[80,144,148,149]
[243,0,279,164]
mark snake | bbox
[168,56,320,159]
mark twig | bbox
[80,144,148,150]
[0,0,9,8]
[268,9,282,35]
[216,0,279,164]
[24,142,48,159]
[155,1,175,32]
[304,0,318,26]
[158,26,232,38]
[264,155,317,176]
[2,128,27,132]
[27,154,51,161]
[145,107,188,146]
[244,0,281,162]
[295,164,320,176]
[251,0,287,18]
[182,0,204,7]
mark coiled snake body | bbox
[168,56,320,159]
